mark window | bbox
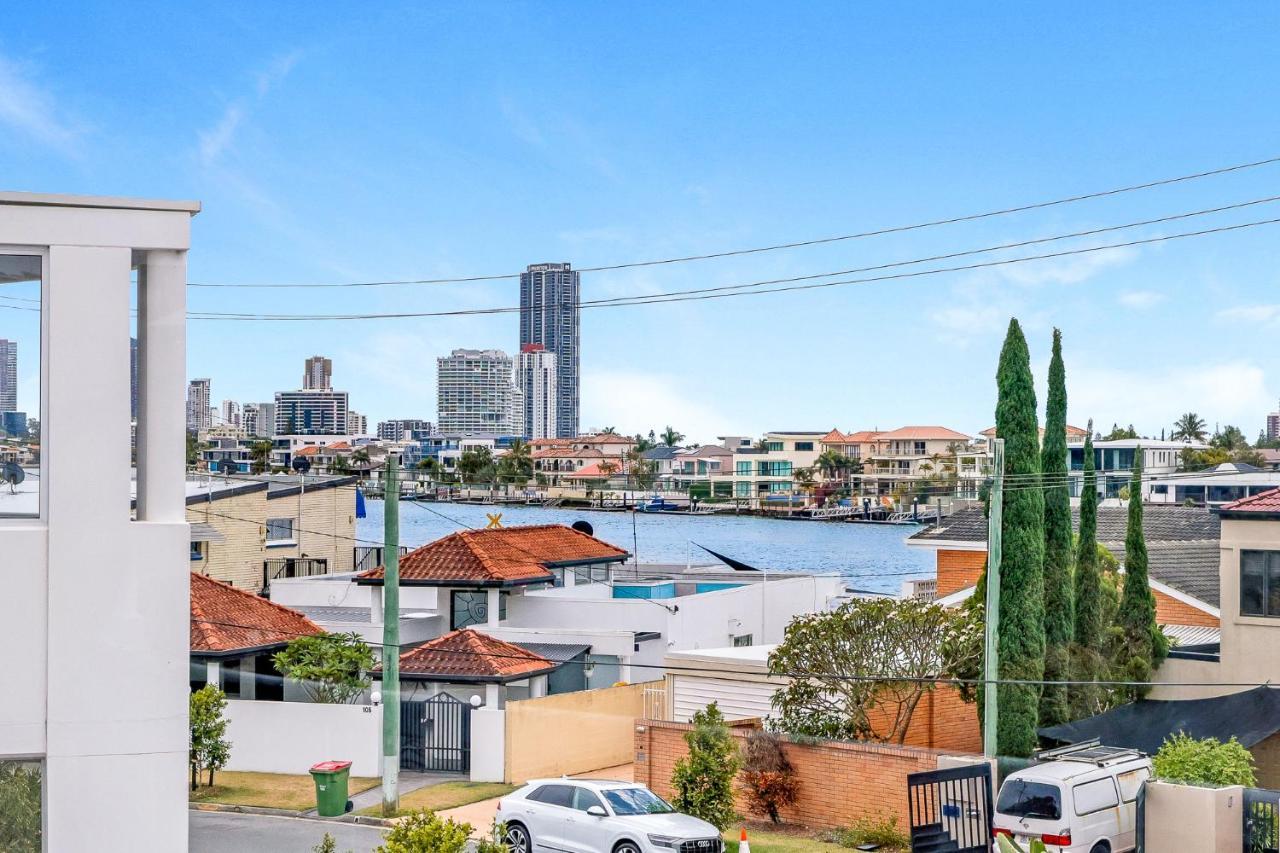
[221,659,241,697]
[190,540,205,561]
[1117,768,1149,803]
[736,461,751,476]
[996,779,1061,820]
[528,784,574,808]
[794,441,814,452]
[266,517,295,543]
[0,255,41,520]
[0,760,41,846]
[572,786,605,813]
[914,441,927,455]
[548,567,565,587]
[589,565,611,583]
[765,441,783,452]
[451,590,506,629]
[732,634,753,647]
[1072,778,1119,815]
[603,787,675,816]
[1241,551,1280,617]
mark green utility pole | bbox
[983,438,1005,758]
[381,454,401,816]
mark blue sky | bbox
[3,2,1279,442]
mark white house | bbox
[0,192,196,852]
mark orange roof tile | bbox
[874,426,970,441]
[391,629,555,682]
[190,572,323,654]
[1220,487,1280,516]
[564,462,623,479]
[358,524,629,587]
[821,429,848,443]
[532,447,605,459]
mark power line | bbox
[185,215,1280,321]
[184,153,1280,288]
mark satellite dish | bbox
[291,456,312,474]
[571,520,594,537]
[2,461,24,490]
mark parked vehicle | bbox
[993,742,1152,853]
[495,778,723,853]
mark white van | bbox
[993,742,1152,853]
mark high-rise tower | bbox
[519,263,579,438]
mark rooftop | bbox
[872,426,971,441]
[1220,487,1280,518]
[910,505,1220,546]
[190,572,322,655]
[390,628,556,682]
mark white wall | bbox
[223,699,383,777]
[269,574,374,608]
[470,708,506,783]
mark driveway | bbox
[190,810,387,852]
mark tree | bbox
[1153,733,1257,787]
[1111,454,1167,702]
[0,762,41,853]
[329,454,353,475]
[273,632,375,704]
[738,729,799,824]
[190,684,232,789]
[186,431,201,467]
[1071,421,1105,718]
[599,426,618,435]
[497,439,532,488]
[249,440,274,474]
[671,703,739,830]
[633,431,658,453]
[1171,413,1208,442]
[1104,423,1139,440]
[376,810,475,853]
[768,598,961,743]
[598,460,620,480]
[417,457,442,480]
[1211,424,1250,451]
[352,447,371,467]
[993,318,1046,757]
[661,426,685,447]
[1040,329,1073,728]
[457,447,495,484]
[792,467,816,501]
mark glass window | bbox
[603,787,675,815]
[735,461,751,476]
[589,565,610,583]
[996,779,1061,820]
[0,760,42,848]
[451,590,505,629]
[221,659,241,697]
[191,540,205,561]
[572,786,604,813]
[794,442,814,452]
[765,441,783,452]
[1073,778,1119,815]
[1240,551,1280,617]
[529,784,574,808]
[0,255,41,520]
[266,517,295,542]
[732,634,753,647]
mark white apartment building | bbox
[0,191,196,851]
[518,344,558,440]
[220,399,241,429]
[713,431,825,502]
[186,377,211,432]
[1068,437,1210,500]
[349,410,368,436]
[274,388,350,435]
[377,418,433,441]
[0,337,16,412]
[848,426,986,498]
[303,354,332,390]
[437,348,523,435]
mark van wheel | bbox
[1090,843,1110,853]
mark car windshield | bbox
[603,787,676,816]
[996,779,1062,820]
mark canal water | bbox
[356,501,933,594]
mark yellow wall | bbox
[503,683,646,783]
[185,481,357,591]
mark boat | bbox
[636,495,682,513]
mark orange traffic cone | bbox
[738,827,751,853]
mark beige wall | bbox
[186,481,356,591]
[504,683,646,783]
[1148,657,1238,701]
[1219,518,1280,687]
[1143,781,1242,853]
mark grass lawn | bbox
[721,828,851,852]
[189,770,379,812]
[356,780,516,818]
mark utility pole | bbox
[381,454,401,816]
[983,438,1004,758]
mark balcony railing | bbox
[263,557,328,592]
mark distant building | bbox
[519,263,579,438]
[258,402,276,437]
[0,338,16,413]
[186,378,212,432]
[349,410,368,436]
[518,344,558,440]
[241,403,261,437]
[1268,401,1279,441]
[377,418,433,441]
[1,411,27,438]
[1069,437,1210,500]
[220,399,241,429]
[437,348,522,435]
[303,355,332,390]
[130,337,138,421]
[274,389,349,435]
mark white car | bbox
[494,778,724,853]
[993,743,1152,853]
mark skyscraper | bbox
[221,400,241,429]
[517,344,558,440]
[130,337,138,421]
[274,389,349,435]
[1268,400,1280,442]
[377,419,433,441]
[0,339,16,413]
[186,378,211,432]
[303,355,333,390]
[436,348,521,435]
[349,410,368,435]
[519,263,579,438]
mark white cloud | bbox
[582,368,732,444]
[197,104,244,166]
[0,54,84,155]
[1216,304,1280,326]
[997,246,1138,286]
[1117,289,1165,310]
[255,50,302,96]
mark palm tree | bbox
[351,448,370,468]
[661,426,685,447]
[329,454,352,475]
[600,426,618,435]
[1172,413,1208,442]
[248,440,274,474]
[633,433,657,453]
[815,448,848,481]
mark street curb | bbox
[189,802,396,828]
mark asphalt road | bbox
[190,811,389,852]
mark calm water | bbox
[357,501,933,594]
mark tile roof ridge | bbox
[191,571,321,628]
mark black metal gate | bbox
[907,762,993,852]
[1245,787,1280,853]
[400,695,470,773]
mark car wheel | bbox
[1090,843,1110,853]
[614,843,643,853]
[505,822,531,853]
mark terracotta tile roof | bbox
[821,429,848,443]
[874,426,971,441]
[358,524,629,586]
[190,572,323,654]
[981,425,1088,439]
[564,462,622,479]
[584,433,636,444]
[532,447,604,459]
[841,430,883,443]
[392,629,555,682]
[1220,487,1280,517]
[294,446,321,456]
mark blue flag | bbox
[355,486,367,519]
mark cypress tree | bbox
[1113,453,1166,702]
[1070,422,1104,717]
[1040,329,1073,727]
[993,318,1046,757]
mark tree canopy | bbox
[1040,328,1073,728]
[273,632,376,704]
[1171,412,1208,442]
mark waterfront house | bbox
[378,628,559,709]
[855,426,986,499]
[712,431,825,504]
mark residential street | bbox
[190,811,387,852]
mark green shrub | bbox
[1153,732,1257,787]
[738,729,799,823]
[0,762,41,853]
[671,703,740,830]
[824,811,910,850]
[376,810,473,853]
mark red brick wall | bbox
[1153,588,1219,628]
[634,719,976,829]
[937,550,986,597]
